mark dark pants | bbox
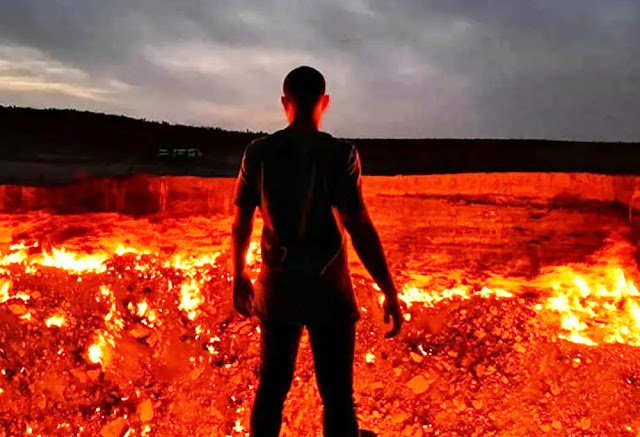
[250,320,359,437]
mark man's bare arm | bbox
[231,205,256,317]
[339,204,402,337]
[231,205,255,279]
[338,205,396,298]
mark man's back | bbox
[234,127,364,324]
[232,65,402,437]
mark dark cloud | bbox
[0,0,638,139]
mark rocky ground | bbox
[1,193,640,436]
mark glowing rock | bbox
[100,417,127,437]
[407,375,431,395]
[137,399,154,423]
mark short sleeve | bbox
[334,144,365,213]
[233,141,260,209]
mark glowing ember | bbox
[88,332,110,365]
[245,241,261,267]
[168,252,221,270]
[136,300,148,317]
[115,245,151,256]
[45,314,66,328]
[102,285,125,331]
[178,279,203,320]
[0,278,10,303]
[400,284,470,307]
[233,418,245,433]
[365,352,376,363]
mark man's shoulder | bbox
[315,132,358,160]
[246,133,270,150]
[245,130,289,152]
[242,134,271,163]
[317,130,353,145]
[248,129,356,156]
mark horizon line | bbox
[2,104,638,144]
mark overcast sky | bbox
[1,0,639,140]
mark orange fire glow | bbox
[1,236,639,349]
[1,180,640,435]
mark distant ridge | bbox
[1,105,639,184]
[0,105,264,161]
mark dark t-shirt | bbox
[233,127,364,325]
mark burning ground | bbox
[1,184,640,436]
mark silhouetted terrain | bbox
[0,105,261,165]
[1,105,639,185]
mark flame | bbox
[0,278,10,303]
[178,279,203,320]
[399,284,471,308]
[115,245,151,256]
[245,241,261,266]
[0,279,31,305]
[39,247,107,273]
[2,238,640,349]
[2,225,640,435]
[365,352,376,363]
[0,242,30,265]
[541,265,640,346]
[167,252,221,270]
[0,243,107,273]
[369,241,640,348]
[390,283,513,309]
[134,299,158,327]
[102,285,124,331]
[45,314,66,328]
[88,332,110,365]
[233,419,245,433]
[137,300,149,317]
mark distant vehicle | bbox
[156,147,203,161]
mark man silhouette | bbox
[231,65,402,437]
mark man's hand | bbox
[233,271,255,317]
[383,294,403,338]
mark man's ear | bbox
[282,95,297,122]
[321,94,330,111]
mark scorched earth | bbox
[0,178,640,436]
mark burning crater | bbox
[1,174,640,436]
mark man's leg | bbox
[307,320,359,437]
[250,322,303,437]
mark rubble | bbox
[0,193,640,435]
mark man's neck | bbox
[286,118,319,133]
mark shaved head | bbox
[283,66,326,112]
